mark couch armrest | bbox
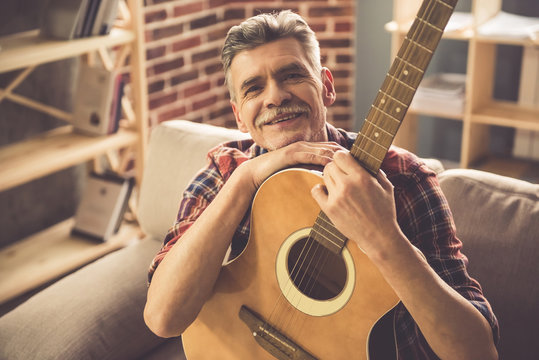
[438,169,539,358]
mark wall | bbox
[143,0,356,130]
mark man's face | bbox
[229,37,336,150]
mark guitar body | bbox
[182,169,399,359]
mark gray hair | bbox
[222,10,322,101]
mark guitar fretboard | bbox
[312,0,458,254]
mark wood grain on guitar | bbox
[182,0,457,358]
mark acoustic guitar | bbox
[183,0,457,358]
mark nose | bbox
[263,80,291,108]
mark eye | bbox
[244,85,262,97]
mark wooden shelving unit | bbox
[0,0,148,305]
[387,0,539,181]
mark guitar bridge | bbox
[239,305,318,360]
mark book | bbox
[99,0,120,35]
[40,0,88,40]
[73,64,117,136]
[72,173,134,242]
[80,0,102,37]
[410,73,466,116]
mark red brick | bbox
[193,95,218,110]
[170,69,199,86]
[192,47,220,63]
[318,38,351,48]
[145,9,167,24]
[153,57,185,75]
[224,8,246,20]
[146,45,166,60]
[335,21,352,32]
[152,23,184,41]
[148,79,165,94]
[173,2,204,17]
[191,14,218,30]
[157,105,187,122]
[149,92,178,110]
[184,81,211,97]
[172,36,202,52]
[309,6,353,17]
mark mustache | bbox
[255,103,311,128]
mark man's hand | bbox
[310,150,402,257]
[239,141,346,192]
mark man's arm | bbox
[144,141,344,338]
[311,150,498,360]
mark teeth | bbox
[270,114,298,124]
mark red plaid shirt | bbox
[149,124,499,359]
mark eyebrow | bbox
[239,62,310,95]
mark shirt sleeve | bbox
[391,163,500,358]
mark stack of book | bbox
[73,63,125,136]
[410,73,466,117]
[40,0,120,40]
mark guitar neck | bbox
[311,0,458,254]
[352,0,458,175]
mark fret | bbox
[388,58,425,90]
[310,212,347,254]
[404,36,434,55]
[372,102,403,124]
[367,106,401,134]
[386,73,416,92]
[356,129,390,151]
[435,0,456,10]
[378,90,407,108]
[360,121,393,149]
[351,143,385,164]
[396,38,433,73]
[416,0,455,34]
[407,21,443,51]
[417,16,444,33]
[395,55,423,73]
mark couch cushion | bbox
[438,169,539,359]
[138,120,248,241]
[0,238,171,360]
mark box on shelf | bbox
[72,63,124,136]
[72,172,134,242]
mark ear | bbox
[321,67,336,107]
[230,101,249,133]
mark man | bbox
[144,10,499,359]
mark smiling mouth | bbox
[266,112,303,125]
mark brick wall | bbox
[143,0,355,130]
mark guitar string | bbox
[258,0,445,344]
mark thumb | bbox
[311,183,328,206]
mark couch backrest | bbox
[438,169,539,359]
[138,120,248,241]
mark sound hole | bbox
[287,237,347,301]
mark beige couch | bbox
[0,120,537,359]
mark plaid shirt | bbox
[149,124,499,359]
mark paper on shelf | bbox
[478,11,539,39]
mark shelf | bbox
[0,126,138,192]
[408,107,464,120]
[471,156,539,183]
[384,19,474,41]
[0,28,135,73]
[470,101,539,131]
[0,218,140,305]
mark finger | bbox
[311,183,328,206]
